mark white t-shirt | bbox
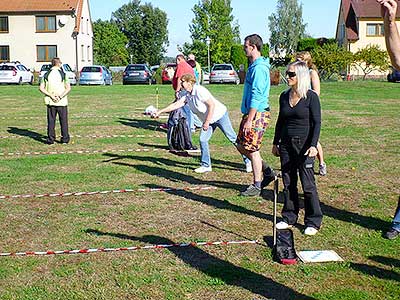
[184,85,227,124]
[44,67,69,106]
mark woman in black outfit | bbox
[272,60,322,236]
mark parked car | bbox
[201,68,210,84]
[387,67,400,82]
[79,65,112,85]
[161,63,177,84]
[123,64,155,85]
[38,63,77,85]
[0,62,34,85]
[209,63,240,85]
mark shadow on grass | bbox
[118,117,163,131]
[85,229,315,300]
[7,127,47,143]
[350,260,400,282]
[143,183,273,222]
[369,255,400,268]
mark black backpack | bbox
[167,107,195,151]
[273,229,297,265]
[43,68,66,83]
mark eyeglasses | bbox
[286,71,296,78]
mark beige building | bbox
[336,0,400,77]
[0,0,93,72]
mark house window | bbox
[86,19,89,34]
[366,23,384,37]
[81,45,85,61]
[0,17,9,33]
[37,45,57,62]
[0,46,10,62]
[87,46,91,61]
[36,16,56,32]
[81,17,84,34]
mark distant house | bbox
[336,0,400,77]
[0,0,93,72]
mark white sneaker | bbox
[194,166,212,173]
[276,221,292,230]
[304,227,318,236]
[245,161,253,173]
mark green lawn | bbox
[0,81,399,300]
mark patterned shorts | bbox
[236,111,271,152]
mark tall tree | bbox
[268,0,307,56]
[93,20,129,66]
[353,45,389,80]
[111,0,168,65]
[183,0,240,67]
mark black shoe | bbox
[384,228,400,240]
[45,140,54,145]
[261,168,276,189]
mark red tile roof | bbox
[351,0,400,18]
[0,0,86,33]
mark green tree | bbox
[353,44,389,80]
[111,0,168,65]
[268,0,307,55]
[182,0,240,67]
[311,43,353,80]
[93,20,129,66]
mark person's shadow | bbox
[85,229,316,300]
[350,255,400,282]
[7,127,47,143]
[118,117,163,131]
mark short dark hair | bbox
[176,54,185,60]
[244,34,263,52]
[51,57,61,66]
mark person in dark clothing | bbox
[272,60,322,236]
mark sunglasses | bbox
[286,71,296,78]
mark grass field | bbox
[0,81,399,300]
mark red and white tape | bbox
[0,186,217,200]
[0,134,164,140]
[0,240,258,257]
[0,113,167,120]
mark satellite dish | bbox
[58,16,68,26]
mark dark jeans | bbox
[47,105,69,143]
[279,136,322,229]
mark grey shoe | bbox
[240,184,261,197]
[319,162,327,176]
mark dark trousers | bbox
[47,105,69,143]
[280,136,322,229]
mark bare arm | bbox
[152,98,185,118]
[377,0,400,69]
[310,70,321,96]
[39,81,57,101]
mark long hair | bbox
[288,60,310,99]
[295,51,317,71]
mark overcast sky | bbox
[90,0,341,56]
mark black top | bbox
[273,89,321,147]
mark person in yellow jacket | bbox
[39,57,71,144]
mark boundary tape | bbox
[0,186,217,200]
[0,240,258,257]
[0,113,167,120]
[0,134,164,140]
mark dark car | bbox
[161,63,176,84]
[387,67,400,82]
[123,64,154,85]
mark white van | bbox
[38,63,77,85]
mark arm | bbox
[310,69,321,96]
[202,98,215,131]
[39,81,58,102]
[305,92,321,157]
[59,81,71,99]
[378,0,400,69]
[152,97,186,118]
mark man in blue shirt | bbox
[236,34,275,196]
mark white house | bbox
[336,0,400,77]
[0,0,93,72]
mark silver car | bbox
[39,63,77,85]
[209,64,239,85]
[79,65,112,85]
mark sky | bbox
[90,0,341,57]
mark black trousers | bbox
[46,105,69,143]
[279,136,322,229]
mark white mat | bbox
[297,250,344,263]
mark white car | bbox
[0,62,34,85]
[39,63,77,85]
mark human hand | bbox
[202,121,209,131]
[305,146,318,157]
[377,0,398,22]
[272,144,280,157]
[243,119,253,135]
[151,110,160,118]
